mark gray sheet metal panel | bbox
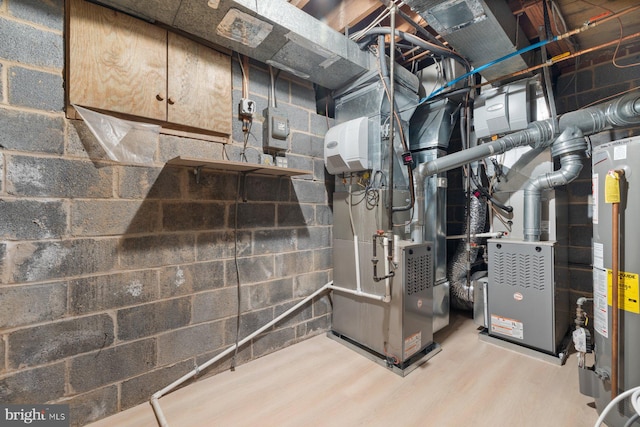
[591,136,640,424]
[332,241,434,363]
[487,240,569,354]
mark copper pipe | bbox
[480,31,640,89]
[612,199,620,400]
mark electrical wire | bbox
[230,172,243,371]
[594,385,640,427]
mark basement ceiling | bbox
[292,0,640,75]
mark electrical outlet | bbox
[239,98,256,117]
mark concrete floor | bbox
[88,311,599,427]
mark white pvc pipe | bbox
[446,232,504,240]
[150,283,334,427]
[383,237,392,303]
[328,284,387,302]
[354,235,362,293]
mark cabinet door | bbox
[69,0,167,121]
[167,32,232,135]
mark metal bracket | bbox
[194,166,203,184]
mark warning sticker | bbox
[607,269,640,314]
[404,332,422,360]
[490,315,524,340]
[594,267,608,338]
[592,174,599,224]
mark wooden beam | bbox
[324,0,382,33]
[288,0,310,9]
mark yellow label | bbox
[607,269,640,314]
[605,171,621,203]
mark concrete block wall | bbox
[555,44,640,305]
[0,1,333,425]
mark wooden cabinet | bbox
[67,0,231,137]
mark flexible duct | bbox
[448,196,486,310]
[523,126,586,241]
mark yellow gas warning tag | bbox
[605,170,621,204]
[607,269,640,314]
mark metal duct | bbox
[421,93,640,178]
[523,126,586,242]
[448,196,486,310]
[93,0,373,89]
[403,0,531,81]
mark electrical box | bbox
[263,107,289,150]
[324,116,370,175]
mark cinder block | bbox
[120,360,192,410]
[273,297,313,328]
[118,166,184,199]
[297,226,331,250]
[0,339,5,374]
[11,238,119,283]
[71,200,160,236]
[569,267,593,294]
[69,339,156,393]
[192,261,225,292]
[315,205,332,226]
[245,175,289,202]
[594,61,639,89]
[0,108,64,154]
[290,80,316,111]
[567,179,592,204]
[70,270,158,315]
[310,113,331,137]
[294,271,331,298]
[156,321,225,365]
[313,295,331,317]
[313,247,333,271]
[302,314,330,335]
[162,202,226,231]
[119,234,195,269]
[0,18,63,69]
[253,229,296,255]
[576,83,629,109]
[7,314,114,368]
[568,247,592,266]
[246,277,294,310]
[195,342,251,378]
[160,264,195,297]
[284,154,314,179]
[8,0,64,30]
[8,66,63,111]
[225,255,274,284]
[196,230,251,261]
[186,170,238,201]
[291,180,327,204]
[568,204,591,226]
[0,199,66,240]
[0,282,67,328]
[6,155,113,198]
[277,203,315,227]
[281,104,309,133]
[192,287,240,324]
[0,362,66,404]
[314,158,329,182]
[66,119,112,161]
[117,298,191,341]
[252,327,296,358]
[235,203,275,228]
[158,134,223,163]
[64,386,118,427]
[276,250,313,278]
[223,307,273,344]
[569,225,593,248]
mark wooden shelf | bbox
[167,156,312,177]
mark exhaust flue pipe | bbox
[523,126,586,241]
[420,93,640,178]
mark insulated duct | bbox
[448,196,486,310]
[93,0,373,89]
[403,0,531,81]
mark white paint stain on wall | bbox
[126,280,143,297]
[175,267,185,287]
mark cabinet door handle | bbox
[156,93,165,101]
[167,97,175,105]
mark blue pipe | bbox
[419,36,558,103]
